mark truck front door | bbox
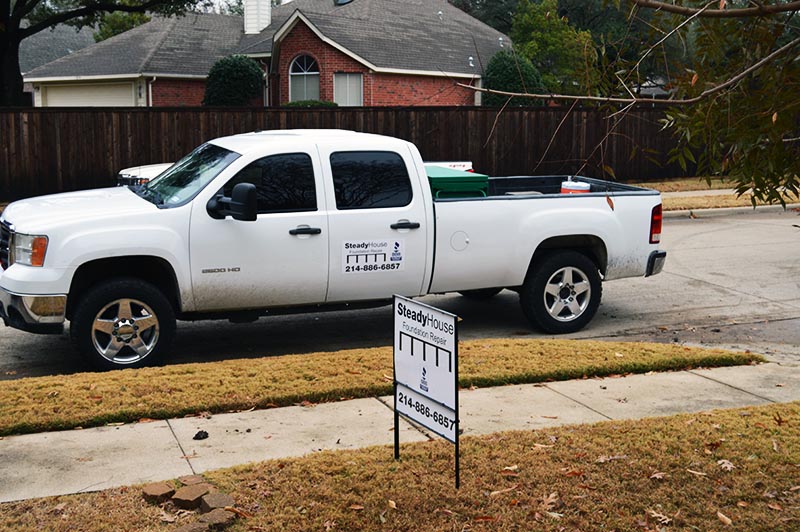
[321,149,429,302]
[189,152,329,311]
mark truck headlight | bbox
[10,233,48,267]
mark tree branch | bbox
[21,0,170,37]
[459,35,800,107]
[630,0,800,18]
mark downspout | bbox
[148,76,157,107]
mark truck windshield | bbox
[135,144,240,207]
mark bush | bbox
[483,50,546,107]
[203,55,264,106]
[282,100,339,108]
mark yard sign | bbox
[393,295,460,488]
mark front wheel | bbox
[520,251,602,334]
[70,278,176,370]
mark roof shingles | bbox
[25,0,508,80]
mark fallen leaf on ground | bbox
[737,501,749,508]
[388,500,397,509]
[650,472,666,480]
[717,511,733,525]
[541,492,563,510]
[647,510,672,525]
[473,515,497,522]
[717,459,735,471]
[490,484,518,497]
[541,415,558,419]
[224,506,254,518]
[768,503,783,511]
[687,469,707,477]
[596,455,628,463]
[348,504,364,511]
[158,510,176,523]
[533,444,553,449]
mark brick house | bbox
[24,0,509,107]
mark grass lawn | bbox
[662,194,758,211]
[3,401,797,531]
[629,176,730,193]
[0,339,761,437]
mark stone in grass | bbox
[172,483,213,509]
[200,493,235,514]
[141,481,175,502]
[178,474,207,486]
[174,523,209,532]
[198,508,236,529]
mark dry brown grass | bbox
[3,401,797,531]
[663,194,762,211]
[0,339,760,436]
[631,176,730,193]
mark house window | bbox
[334,73,363,106]
[289,55,320,102]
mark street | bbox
[2,208,799,379]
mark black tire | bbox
[70,277,175,370]
[458,287,503,300]
[520,250,602,334]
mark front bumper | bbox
[0,286,66,334]
[645,250,667,277]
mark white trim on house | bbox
[272,11,481,80]
[25,73,208,83]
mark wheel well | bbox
[529,235,608,278]
[66,256,180,320]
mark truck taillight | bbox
[650,204,662,244]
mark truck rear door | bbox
[320,148,429,302]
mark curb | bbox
[664,203,800,219]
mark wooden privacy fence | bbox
[0,106,687,201]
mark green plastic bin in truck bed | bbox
[425,166,489,199]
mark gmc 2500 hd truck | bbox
[0,130,666,370]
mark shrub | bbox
[203,55,264,106]
[483,50,546,107]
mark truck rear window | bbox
[330,151,412,210]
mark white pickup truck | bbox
[0,130,666,370]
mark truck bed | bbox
[433,175,659,200]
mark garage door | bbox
[44,82,135,107]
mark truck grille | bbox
[0,221,11,270]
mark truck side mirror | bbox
[206,183,257,221]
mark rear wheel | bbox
[520,250,601,334]
[70,278,175,370]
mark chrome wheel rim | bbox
[91,298,160,364]
[543,266,591,322]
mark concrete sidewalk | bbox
[2,362,799,503]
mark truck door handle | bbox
[289,226,322,235]
[390,221,420,230]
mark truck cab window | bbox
[223,153,317,213]
[330,151,412,210]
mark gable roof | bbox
[239,0,508,76]
[25,0,508,82]
[25,14,244,81]
[19,23,95,74]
